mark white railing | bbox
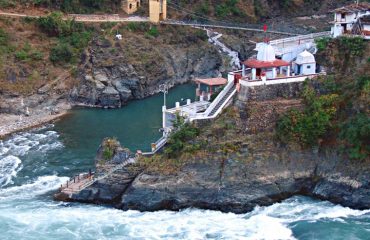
[269,31,331,46]
[203,79,234,116]
[240,73,324,87]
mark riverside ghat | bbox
[56,31,328,199]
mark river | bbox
[0,84,369,240]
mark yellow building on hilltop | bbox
[122,0,141,14]
[149,0,167,23]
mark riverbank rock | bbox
[62,135,370,213]
[71,27,223,108]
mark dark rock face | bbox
[71,37,222,108]
[64,147,370,213]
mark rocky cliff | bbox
[70,25,224,108]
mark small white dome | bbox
[296,50,315,64]
[257,43,276,62]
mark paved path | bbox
[162,20,299,36]
[0,11,148,22]
[0,11,299,35]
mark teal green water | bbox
[0,83,369,240]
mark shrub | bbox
[315,37,330,52]
[50,43,73,64]
[164,114,200,158]
[339,36,365,56]
[146,26,159,37]
[37,12,79,37]
[277,85,339,146]
[15,50,28,60]
[339,113,370,160]
[0,0,16,8]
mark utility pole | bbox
[159,84,169,131]
[159,84,168,107]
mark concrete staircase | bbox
[208,85,236,117]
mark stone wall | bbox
[237,82,305,103]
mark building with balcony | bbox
[331,2,370,38]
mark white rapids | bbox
[0,128,63,187]
[0,125,369,240]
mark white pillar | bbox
[186,99,191,105]
[287,66,291,77]
[252,68,256,80]
[272,67,277,79]
[200,95,204,101]
[242,65,246,77]
[176,102,180,108]
[162,105,166,129]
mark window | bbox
[129,3,132,9]
[341,13,346,19]
[307,65,311,69]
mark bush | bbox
[0,0,16,8]
[315,37,330,52]
[0,28,13,54]
[339,36,365,56]
[164,114,200,158]
[50,43,73,64]
[37,12,79,37]
[15,50,28,60]
[277,85,339,146]
[339,113,370,160]
[146,26,159,37]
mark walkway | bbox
[162,19,299,36]
[267,31,331,56]
[0,11,299,36]
[0,11,149,22]
[60,157,136,195]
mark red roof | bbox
[194,77,227,86]
[333,3,370,13]
[243,59,290,68]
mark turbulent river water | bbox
[0,84,369,240]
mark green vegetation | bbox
[277,37,369,160]
[15,42,44,61]
[164,114,200,158]
[0,0,15,8]
[315,37,330,52]
[277,85,339,146]
[101,137,120,161]
[49,43,73,63]
[37,12,92,64]
[0,28,14,54]
[340,113,370,160]
[146,26,159,38]
[338,36,365,57]
[215,0,243,18]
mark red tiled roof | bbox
[243,59,290,68]
[194,77,227,86]
[333,3,370,13]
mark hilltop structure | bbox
[149,0,167,23]
[331,2,370,39]
[121,0,141,14]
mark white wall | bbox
[364,24,370,31]
[302,63,316,75]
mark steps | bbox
[208,85,236,117]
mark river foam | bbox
[0,175,69,200]
[0,128,63,188]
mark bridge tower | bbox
[149,0,167,23]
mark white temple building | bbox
[294,50,316,75]
[235,41,323,87]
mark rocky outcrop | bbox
[62,138,370,213]
[71,32,223,108]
